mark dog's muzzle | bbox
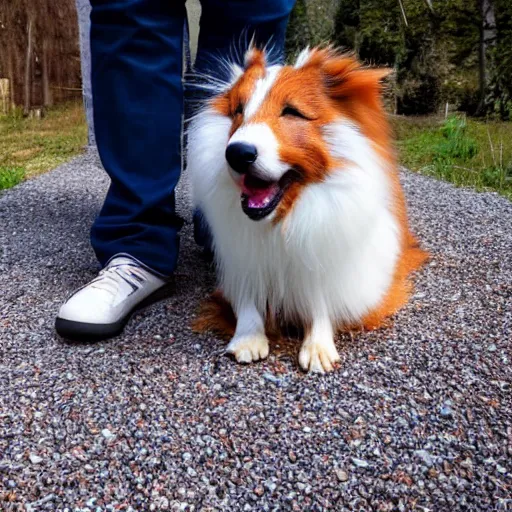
[225,142,296,222]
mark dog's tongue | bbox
[241,176,279,209]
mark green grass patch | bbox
[0,101,87,191]
[0,166,25,190]
[391,115,512,200]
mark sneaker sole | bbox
[55,282,175,342]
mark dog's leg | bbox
[225,302,270,364]
[299,315,340,373]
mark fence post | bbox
[75,0,95,146]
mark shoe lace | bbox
[90,262,148,297]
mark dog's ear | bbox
[243,47,267,71]
[323,59,391,107]
[234,47,267,86]
[297,48,391,107]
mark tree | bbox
[330,0,484,114]
[0,0,81,113]
[23,12,33,114]
[481,0,512,119]
[477,0,496,114]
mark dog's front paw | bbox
[299,340,340,373]
[226,333,270,364]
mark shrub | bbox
[436,116,478,160]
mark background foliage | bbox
[286,0,512,119]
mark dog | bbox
[187,47,427,373]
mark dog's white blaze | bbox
[188,109,400,364]
[243,65,281,119]
[228,122,288,183]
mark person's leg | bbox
[56,0,187,341]
[189,0,296,253]
[197,0,295,65]
[90,0,186,277]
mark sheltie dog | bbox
[187,47,427,373]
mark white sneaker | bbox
[55,256,173,341]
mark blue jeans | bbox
[89,0,295,276]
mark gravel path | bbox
[0,148,511,511]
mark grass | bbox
[391,114,512,200]
[0,166,25,191]
[0,101,87,190]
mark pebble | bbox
[335,469,349,482]
[254,485,264,496]
[263,373,286,386]
[397,417,409,427]
[414,449,434,467]
[29,454,43,464]
[101,428,115,439]
[460,458,473,470]
[264,480,277,493]
[351,458,369,468]
[440,404,454,419]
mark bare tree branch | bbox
[398,0,408,27]
[423,0,434,13]
[23,16,33,115]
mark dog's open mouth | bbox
[240,173,289,221]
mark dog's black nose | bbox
[225,142,258,174]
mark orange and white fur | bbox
[187,47,427,373]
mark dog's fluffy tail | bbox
[192,290,237,339]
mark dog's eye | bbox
[233,103,244,117]
[281,105,310,120]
